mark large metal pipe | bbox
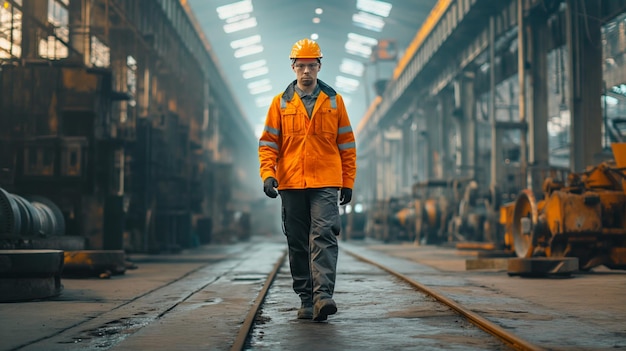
[0,188,65,237]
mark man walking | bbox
[258,38,357,322]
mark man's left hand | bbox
[340,188,352,205]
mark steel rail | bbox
[343,248,546,351]
[230,250,288,351]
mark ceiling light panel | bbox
[255,95,274,108]
[356,0,392,17]
[352,11,385,32]
[240,59,267,71]
[230,35,261,49]
[234,44,263,58]
[345,32,378,58]
[216,0,253,20]
[223,17,257,33]
[335,75,360,93]
[340,58,365,77]
[348,32,378,46]
[247,79,271,89]
[225,13,250,24]
[249,84,273,95]
[242,66,269,79]
[345,41,372,59]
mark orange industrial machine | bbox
[506,143,626,270]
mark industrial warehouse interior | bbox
[0,1,625,350]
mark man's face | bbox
[292,59,321,87]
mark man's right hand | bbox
[263,177,279,198]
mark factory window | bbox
[40,0,69,60]
[24,147,55,176]
[602,13,626,149]
[127,55,137,107]
[90,36,110,68]
[61,145,81,177]
[0,0,22,60]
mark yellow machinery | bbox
[506,143,626,270]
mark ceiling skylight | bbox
[356,0,392,17]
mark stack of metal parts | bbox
[0,188,66,248]
[0,188,66,301]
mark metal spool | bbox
[0,188,65,237]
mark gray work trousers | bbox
[279,188,340,305]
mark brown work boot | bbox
[297,302,313,319]
[313,298,337,322]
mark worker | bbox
[258,38,357,322]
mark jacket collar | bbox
[282,79,336,103]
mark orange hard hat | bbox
[289,39,323,59]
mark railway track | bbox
[235,247,545,351]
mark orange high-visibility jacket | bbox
[258,80,357,190]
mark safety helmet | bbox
[289,39,323,59]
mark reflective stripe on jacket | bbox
[258,79,357,190]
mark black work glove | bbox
[263,177,279,198]
[340,188,352,205]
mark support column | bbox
[400,114,414,189]
[375,133,385,201]
[21,0,48,60]
[527,13,550,194]
[68,0,91,66]
[456,72,477,179]
[518,0,528,189]
[489,16,499,189]
[424,101,440,179]
[566,0,603,171]
[383,128,402,196]
[439,89,456,176]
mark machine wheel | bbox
[511,190,539,258]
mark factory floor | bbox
[1,235,625,350]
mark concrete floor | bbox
[1,236,625,350]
